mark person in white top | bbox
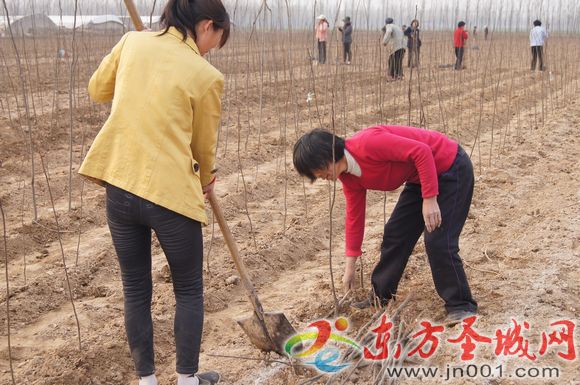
[530,19,548,71]
[382,17,406,80]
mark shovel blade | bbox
[236,312,296,356]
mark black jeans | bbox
[388,48,405,78]
[318,40,327,64]
[531,46,544,71]
[343,42,352,62]
[106,184,204,376]
[371,146,477,313]
[454,47,465,70]
[408,46,420,68]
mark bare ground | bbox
[0,33,579,385]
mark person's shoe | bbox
[445,309,477,325]
[197,371,221,385]
[178,371,220,385]
[139,374,158,385]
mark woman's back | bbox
[80,28,224,224]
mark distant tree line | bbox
[2,0,580,32]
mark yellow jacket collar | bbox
[166,26,200,55]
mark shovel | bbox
[120,0,296,355]
[123,0,144,31]
[208,190,296,355]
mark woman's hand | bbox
[422,196,442,232]
[202,177,216,196]
[343,257,357,292]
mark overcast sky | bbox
[2,0,579,31]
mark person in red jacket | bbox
[454,21,468,70]
[293,126,477,321]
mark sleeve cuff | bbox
[202,174,216,187]
[345,249,362,257]
[421,192,438,199]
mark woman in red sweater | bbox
[293,126,477,321]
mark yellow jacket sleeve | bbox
[88,33,130,103]
[190,76,224,187]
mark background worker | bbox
[454,21,468,70]
[315,14,329,64]
[404,19,422,68]
[383,17,406,80]
[530,19,548,71]
[338,16,353,64]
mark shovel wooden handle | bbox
[208,190,280,352]
[123,0,145,31]
[207,190,267,318]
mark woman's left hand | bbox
[422,196,442,232]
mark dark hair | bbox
[533,19,542,26]
[411,19,419,27]
[458,21,466,28]
[293,129,345,182]
[160,0,231,48]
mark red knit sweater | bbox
[338,125,458,257]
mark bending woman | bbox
[293,126,477,321]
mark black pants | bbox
[371,146,477,313]
[454,47,465,70]
[531,46,544,71]
[343,42,352,63]
[106,184,204,376]
[407,46,420,68]
[388,48,405,78]
[317,40,327,64]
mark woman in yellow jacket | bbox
[78,1,230,384]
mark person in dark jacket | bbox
[338,16,353,64]
[404,19,421,68]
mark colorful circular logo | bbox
[285,318,361,373]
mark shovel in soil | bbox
[208,190,296,355]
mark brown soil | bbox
[0,31,579,385]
